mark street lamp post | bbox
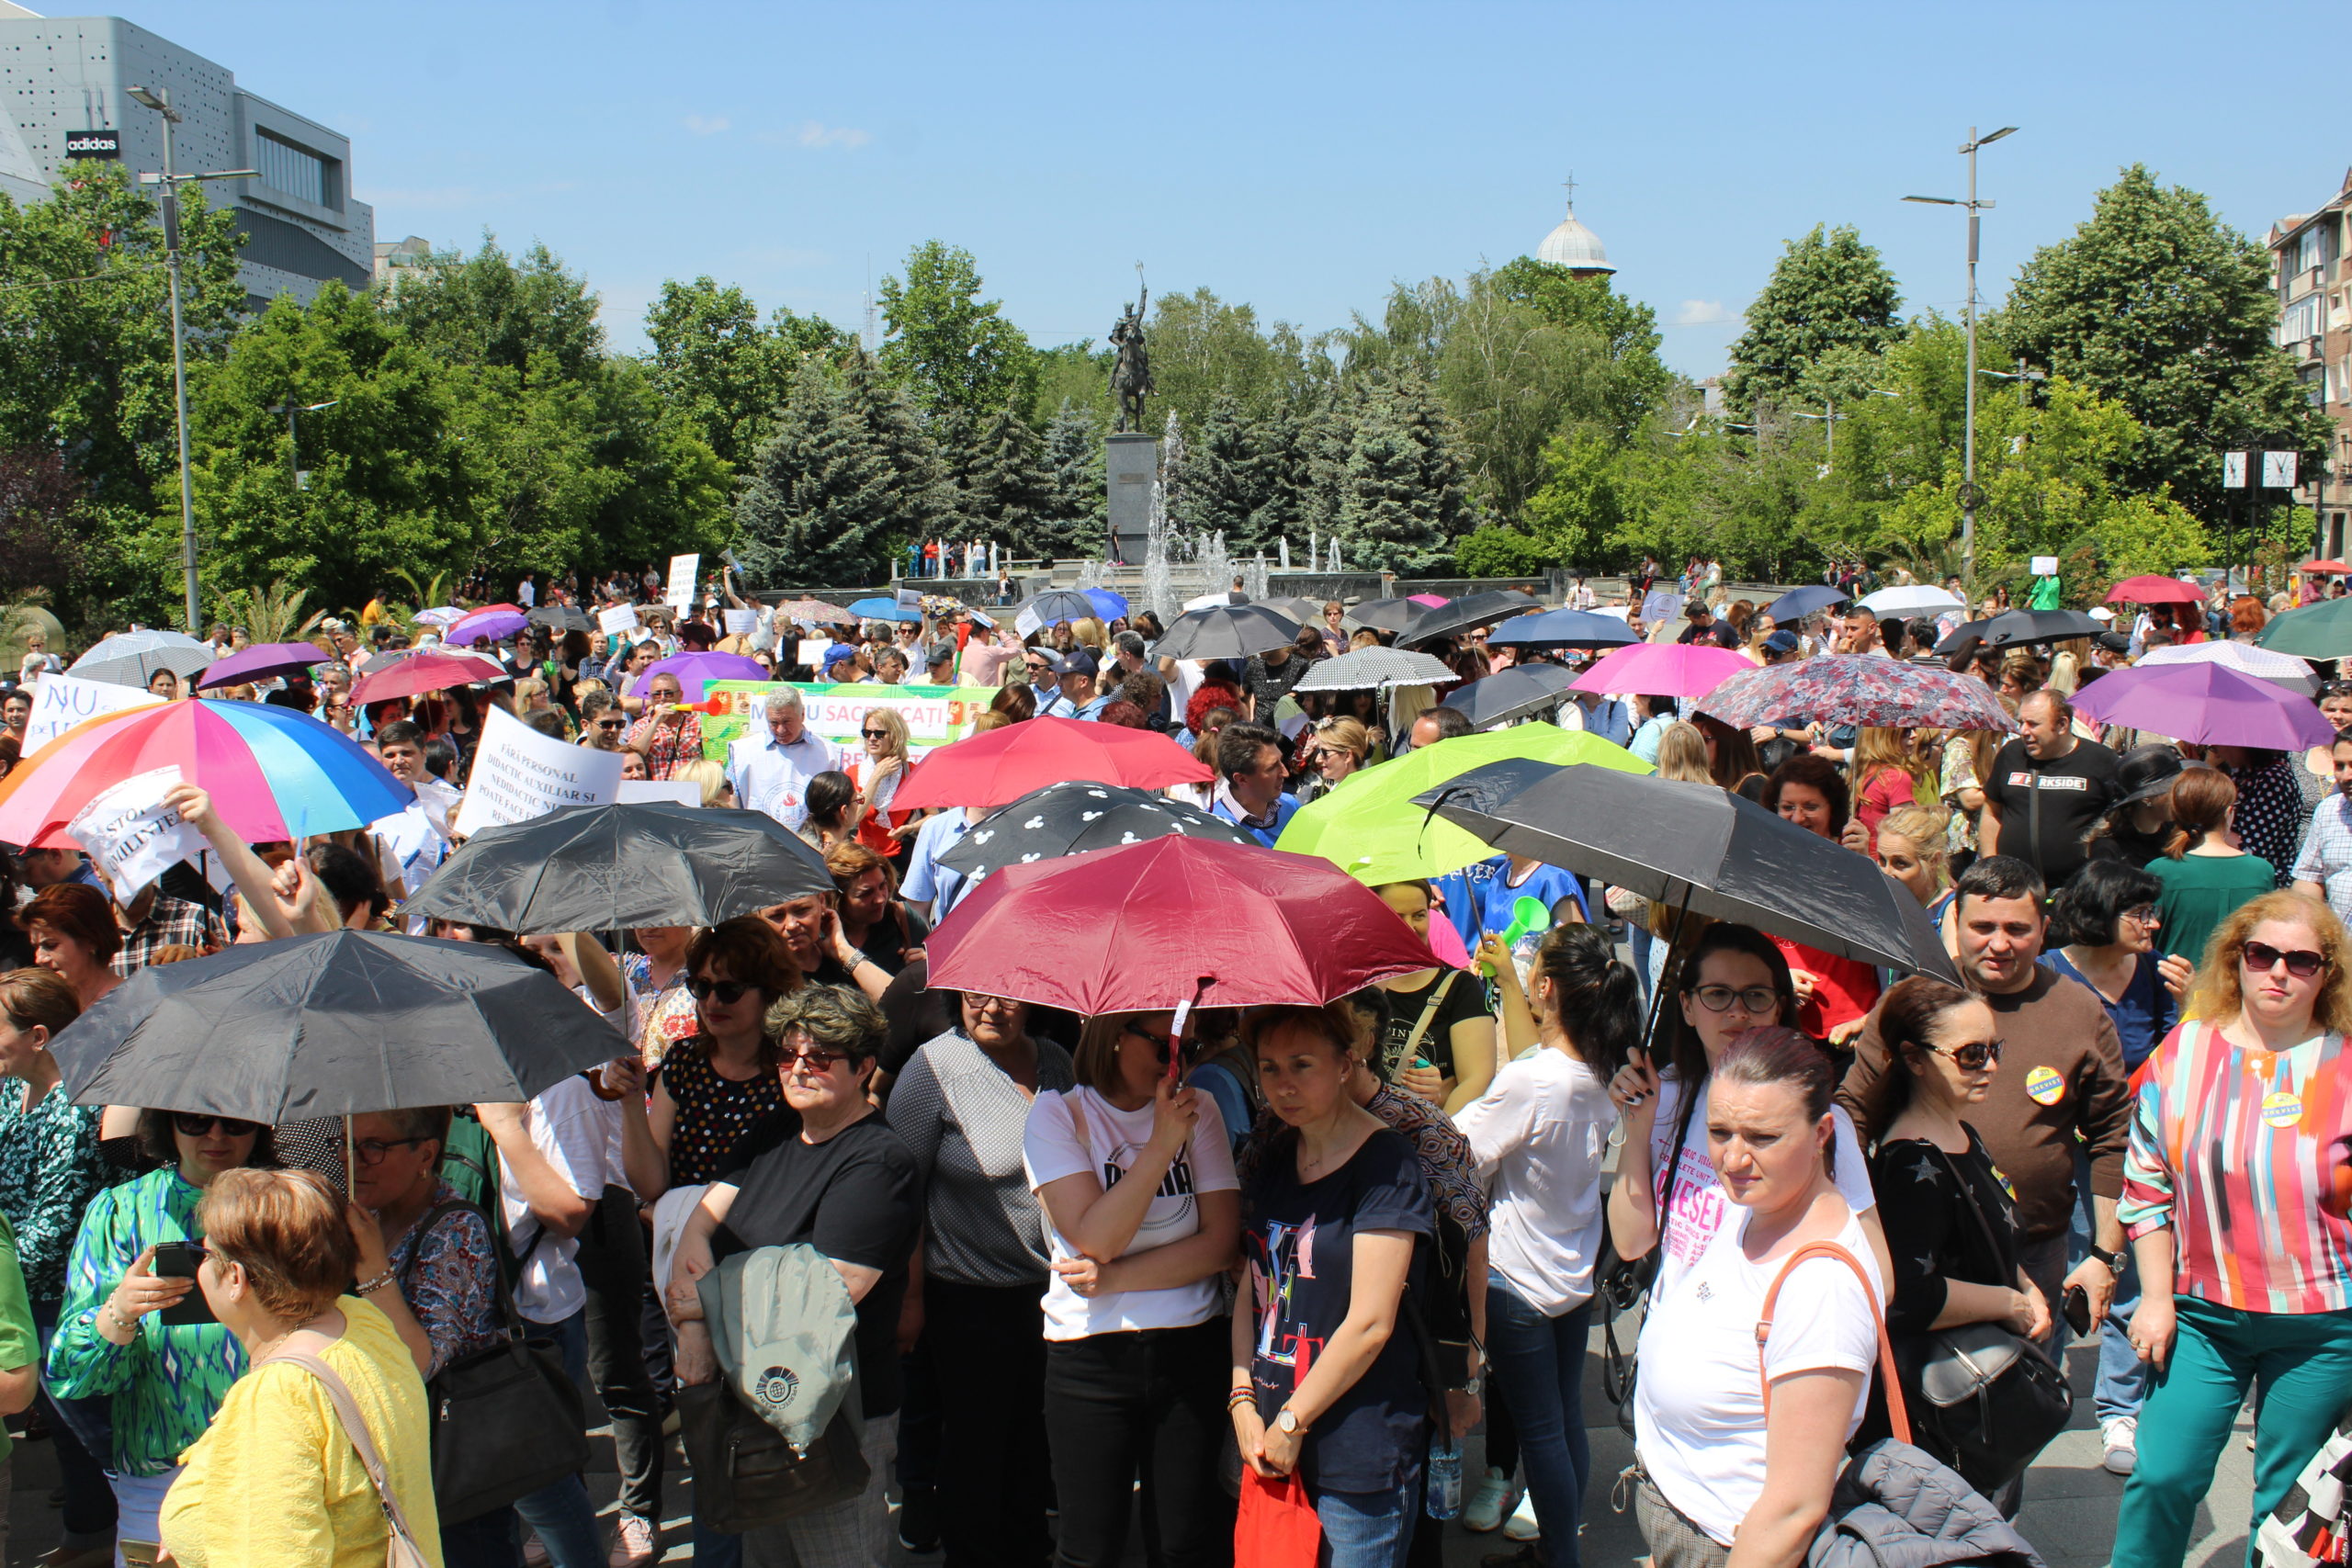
[273,398,339,489]
[1905,124,2017,608]
[126,85,256,634]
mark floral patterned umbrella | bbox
[1696,654,2019,732]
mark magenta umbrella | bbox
[193,641,329,689]
[1407,593,1450,608]
[2070,661,2335,750]
[1569,642,1753,700]
[626,651,767,702]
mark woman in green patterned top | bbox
[48,1110,275,1555]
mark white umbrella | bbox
[67,629,214,688]
[1290,646,1457,694]
[2134,638,2317,696]
[413,606,466,626]
[1858,585,1966,615]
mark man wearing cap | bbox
[1023,649,1077,719]
[821,644,864,684]
[729,690,838,831]
[2092,744,2188,867]
[923,642,958,686]
[1063,650,1112,720]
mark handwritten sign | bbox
[597,604,640,637]
[22,672,162,754]
[454,705,623,838]
[664,554,701,612]
[66,766,206,904]
[698,681,1000,763]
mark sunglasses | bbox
[173,1113,262,1137]
[596,717,628,730]
[1124,1020,1181,1065]
[781,1043,847,1072]
[688,977,752,1003]
[862,728,889,739]
[1927,1038,2004,1071]
[1690,984,1781,1016]
[2243,941,2327,979]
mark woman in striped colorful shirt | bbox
[2114,889,2352,1566]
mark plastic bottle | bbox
[1426,1437,1462,1519]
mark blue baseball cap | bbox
[822,642,858,670]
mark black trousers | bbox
[1044,1318,1234,1568]
[576,1185,663,1521]
[927,1278,1053,1568]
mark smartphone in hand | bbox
[150,1241,217,1326]
[2063,1283,2091,1338]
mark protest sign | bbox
[619,779,702,807]
[699,682,1000,763]
[723,608,759,637]
[1640,590,1684,626]
[23,672,162,754]
[795,638,831,671]
[66,766,207,904]
[665,554,700,611]
[454,705,624,837]
[2029,556,2059,577]
[597,604,640,637]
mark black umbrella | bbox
[51,931,628,1122]
[1151,604,1302,661]
[526,604,594,634]
[1764,584,1850,624]
[1349,597,1424,634]
[1932,608,2106,656]
[1020,589,1102,626]
[1413,761,1960,982]
[938,780,1256,885]
[1487,609,1639,651]
[407,802,834,933]
[1399,590,1543,647]
[1440,663,1579,728]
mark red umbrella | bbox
[2106,575,2205,604]
[2305,560,2351,575]
[890,716,1213,811]
[350,651,511,707]
[925,836,1439,1014]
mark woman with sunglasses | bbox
[1021,1008,1240,1568]
[847,708,912,861]
[667,986,922,1567]
[648,919,797,1190]
[2114,892,2352,1565]
[1865,977,2052,1506]
[50,1107,275,1554]
[888,989,1075,1567]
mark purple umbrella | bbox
[193,641,331,690]
[627,651,767,702]
[2070,661,2335,750]
[447,606,528,647]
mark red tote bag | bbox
[1235,1466,1321,1567]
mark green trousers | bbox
[2113,1295,2352,1567]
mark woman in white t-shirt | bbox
[1623,1027,1888,1567]
[1454,925,1636,1566]
[1023,1008,1239,1568]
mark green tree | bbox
[1724,224,1902,414]
[1030,342,1113,427]
[1043,400,1106,541]
[2002,164,2328,518]
[877,241,1035,419]
[962,396,1058,555]
[735,354,953,585]
[1332,375,1474,573]
[1490,257,1675,434]
[384,236,605,380]
[1144,288,1327,430]
[1171,395,1268,548]
[643,276,846,471]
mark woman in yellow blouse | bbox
[158,1168,441,1568]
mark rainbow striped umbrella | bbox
[0,699,412,847]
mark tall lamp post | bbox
[1905,124,2017,608]
[273,399,339,489]
[126,85,256,634]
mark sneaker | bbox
[1464,1466,1518,1532]
[2101,1416,2139,1476]
[898,1483,942,1554]
[608,1512,657,1567]
[1503,1487,1541,1541]
[522,1538,550,1568]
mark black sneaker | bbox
[898,1484,942,1554]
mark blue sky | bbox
[125,0,2350,380]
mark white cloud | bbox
[1674,299,1740,327]
[683,115,731,136]
[796,121,871,151]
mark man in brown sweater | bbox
[1838,854,2133,1357]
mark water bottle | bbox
[1426,1437,1462,1520]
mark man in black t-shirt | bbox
[1983,689,2120,893]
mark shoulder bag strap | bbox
[1391,971,1461,1079]
[1924,1142,2017,1286]
[274,1350,432,1567]
[1754,1240,1911,1445]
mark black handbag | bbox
[1896,1146,2073,1495]
[396,1201,593,1523]
[673,1381,870,1533]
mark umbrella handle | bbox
[1637,892,1698,1067]
[1170,976,1212,1084]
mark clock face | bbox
[2263,451,2300,489]
[2222,451,2248,489]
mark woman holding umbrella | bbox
[49,1109,276,1553]
[1758,758,1882,1043]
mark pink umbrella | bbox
[1407,593,1450,608]
[1568,643,1753,700]
[2106,575,2204,605]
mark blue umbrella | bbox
[847,596,923,624]
[1085,588,1130,622]
[1487,609,1640,651]
[1020,589,1102,626]
[1763,584,1850,624]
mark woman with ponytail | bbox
[2146,766,2273,971]
[1455,925,1637,1566]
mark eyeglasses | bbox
[173,1113,262,1137]
[1690,984,1781,1015]
[2120,906,2159,927]
[2243,941,2327,979]
[862,728,889,739]
[966,993,1020,1013]
[353,1135,429,1166]
[1926,1038,2004,1071]
[1124,1019,1179,1064]
[780,1041,847,1072]
[688,976,752,1003]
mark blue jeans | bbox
[1316,1456,1423,1568]
[440,1506,526,1568]
[1486,1285,1594,1568]
[514,1309,605,1568]
[2070,1145,2149,1423]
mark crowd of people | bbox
[0,560,2344,1568]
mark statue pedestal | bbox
[1105,433,1158,566]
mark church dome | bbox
[1536,197,1614,276]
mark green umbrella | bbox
[1276,726,1650,884]
[2257,598,2352,659]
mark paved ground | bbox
[0,1326,2257,1565]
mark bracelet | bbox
[355,1268,397,1296]
[102,1301,137,1336]
[1226,1390,1257,1412]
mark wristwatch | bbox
[2094,1246,2129,1275]
[1274,1407,1304,1435]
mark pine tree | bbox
[1387,370,1477,542]
[1240,404,1306,551]
[963,396,1058,556]
[1172,394,1262,547]
[1332,374,1471,573]
[1043,400,1106,546]
[1293,391,1361,539]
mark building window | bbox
[2282,292,2323,344]
[255,130,334,209]
[2297,226,2324,275]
